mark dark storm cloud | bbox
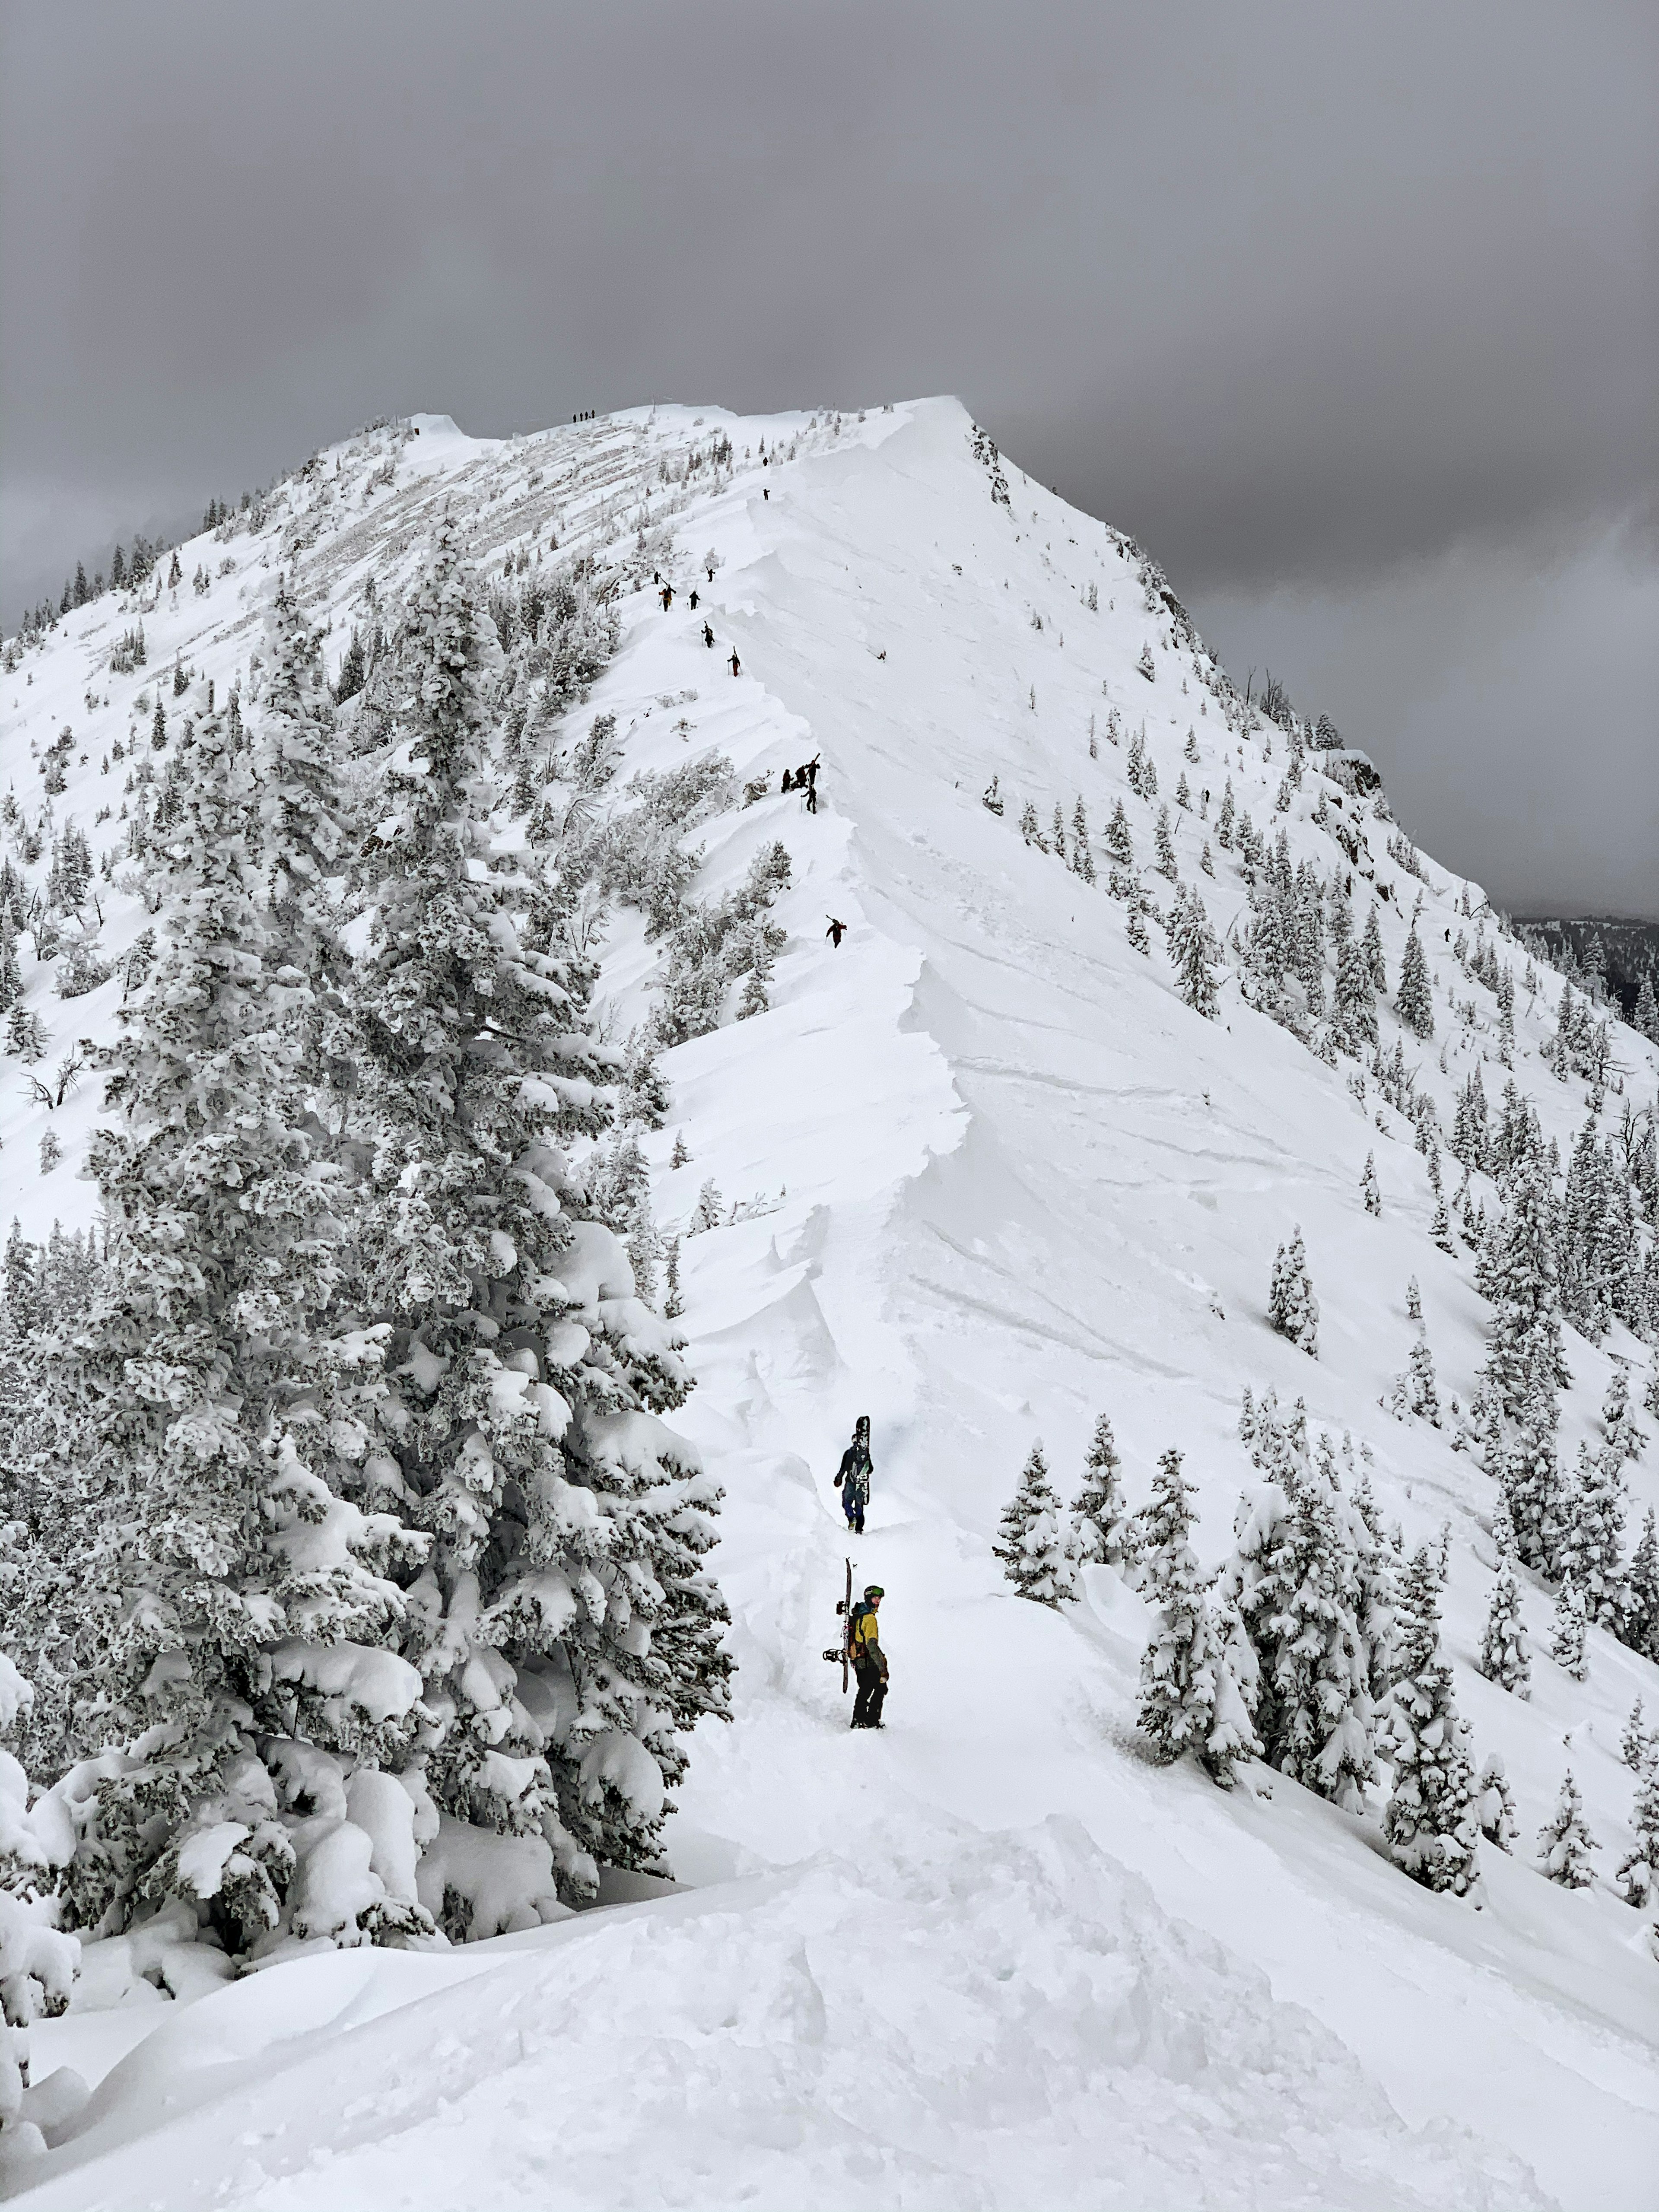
[3,0,1655,908]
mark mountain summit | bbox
[1,399,1655,2209]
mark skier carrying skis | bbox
[849,1585,888,1729]
[826,917,846,948]
[729,648,742,676]
[703,622,715,648]
[834,1414,873,1533]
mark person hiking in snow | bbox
[800,755,820,814]
[703,621,715,648]
[660,584,674,611]
[834,1414,873,1533]
[729,648,742,676]
[849,1585,888,1729]
[826,917,846,948]
[689,588,699,610]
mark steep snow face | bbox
[8,399,1659,2209]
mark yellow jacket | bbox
[850,1604,885,1672]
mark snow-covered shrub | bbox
[52,931,111,1000]
[0,1657,83,2177]
[645,842,790,1050]
[1361,1152,1381,1217]
[1475,1752,1518,1854]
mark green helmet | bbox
[864,1584,885,1600]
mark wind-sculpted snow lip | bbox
[18,1813,1549,2212]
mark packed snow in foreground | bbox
[0,398,1656,2210]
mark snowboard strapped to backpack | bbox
[821,1556,853,1692]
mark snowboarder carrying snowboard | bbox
[849,1585,888,1729]
[834,1414,873,1533]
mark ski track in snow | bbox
[7,398,1659,2210]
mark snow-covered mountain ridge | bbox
[2,397,1656,2209]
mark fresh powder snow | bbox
[1,398,1656,2211]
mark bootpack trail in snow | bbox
[2,397,1657,2211]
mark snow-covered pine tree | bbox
[1154,805,1178,880]
[1536,1769,1597,1888]
[1406,1275,1423,1322]
[994,1443,1076,1606]
[1068,1414,1136,1574]
[42,698,435,1958]
[1603,1362,1646,1462]
[1333,911,1379,1051]
[1380,1544,1483,1897]
[1616,1759,1659,1909]
[0,1656,81,2177]
[1361,1152,1381,1216]
[342,523,731,1910]
[1136,1448,1259,1787]
[258,579,348,985]
[1500,1369,1567,1577]
[1104,798,1134,874]
[1361,903,1387,995]
[1396,918,1435,1038]
[1476,1751,1519,1854]
[1220,1407,1379,1810]
[1393,1333,1441,1424]
[1165,883,1220,1018]
[1477,1559,1530,1696]
[1125,903,1150,956]
[1550,1575,1588,1680]
[689,1179,724,1233]
[1625,1508,1659,1662]
[1481,1149,1570,1422]
[1268,1227,1319,1356]
[1558,1443,1625,1629]
[1621,1697,1649,1770]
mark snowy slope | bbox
[6,398,1658,2210]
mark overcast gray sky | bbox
[3,0,1654,913]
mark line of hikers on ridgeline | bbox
[654,570,823,814]
[832,1416,889,1729]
